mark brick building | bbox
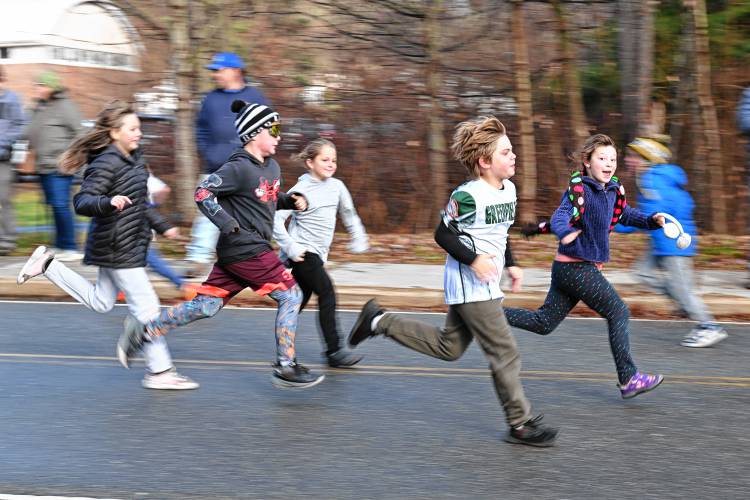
[0,0,169,117]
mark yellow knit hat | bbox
[627,136,672,165]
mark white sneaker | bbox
[681,327,728,348]
[17,245,54,285]
[142,369,200,390]
[54,249,84,262]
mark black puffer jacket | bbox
[74,145,172,268]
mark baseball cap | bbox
[206,52,245,71]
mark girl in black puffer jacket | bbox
[17,100,197,390]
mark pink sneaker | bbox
[620,372,664,399]
[17,246,54,285]
[142,369,199,390]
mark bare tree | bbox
[512,0,537,223]
[687,0,727,232]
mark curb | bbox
[2,279,749,321]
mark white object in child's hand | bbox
[658,213,691,249]
[663,222,680,239]
[676,232,692,249]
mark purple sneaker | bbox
[620,372,664,399]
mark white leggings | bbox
[44,260,174,373]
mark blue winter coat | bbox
[616,164,697,256]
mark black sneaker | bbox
[116,314,146,369]
[348,299,385,347]
[271,361,325,389]
[327,349,364,368]
[504,414,559,447]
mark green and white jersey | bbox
[441,178,517,305]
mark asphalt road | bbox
[0,301,748,500]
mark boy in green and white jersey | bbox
[348,116,558,448]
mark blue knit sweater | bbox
[551,176,658,263]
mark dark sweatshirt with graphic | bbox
[194,148,299,265]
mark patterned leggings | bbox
[504,261,637,384]
[145,286,303,365]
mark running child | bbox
[619,136,727,347]
[117,100,325,389]
[17,100,198,390]
[274,138,368,368]
[348,116,559,447]
[502,133,665,399]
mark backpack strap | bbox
[567,171,627,232]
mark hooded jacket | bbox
[616,164,697,256]
[0,88,26,161]
[25,91,82,174]
[74,145,172,268]
[194,148,299,264]
[551,176,658,263]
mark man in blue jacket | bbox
[0,66,27,255]
[618,136,727,348]
[186,52,271,276]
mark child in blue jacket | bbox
[619,137,727,348]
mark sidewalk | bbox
[3,255,750,321]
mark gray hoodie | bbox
[0,88,26,161]
[274,173,368,263]
[26,92,82,174]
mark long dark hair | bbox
[58,100,135,174]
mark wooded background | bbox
[118,0,750,234]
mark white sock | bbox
[371,313,384,331]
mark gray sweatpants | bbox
[44,259,174,373]
[635,254,713,324]
[377,299,532,427]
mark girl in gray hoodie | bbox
[274,139,369,367]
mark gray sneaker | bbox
[117,314,146,368]
[681,326,728,348]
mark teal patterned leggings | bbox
[145,285,303,365]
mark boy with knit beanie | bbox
[117,100,326,388]
[619,136,727,347]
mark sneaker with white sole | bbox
[681,326,728,348]
[142,369,199,390]
[17,245,54,285]
[54,249,84,262]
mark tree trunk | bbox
[689,0,727,232]
[426,0,448,221]
[617,0,639,143]
[512,0,537,223]
[636,0,656,136]
[169,0,198,220]
[552,0,588,148]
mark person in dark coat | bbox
[17,100,198,390]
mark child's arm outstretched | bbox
[273,209,307,262]
[337,183,368,253]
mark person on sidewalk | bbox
[617,136,727,348]
[17,100,198,391]
[274,138,368,368]
[501,134,665,399]
[25,70,84,262]
[185,52,272,278]
[349,116,559,447]
[117,100,325,389]
[0,65,27,255]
